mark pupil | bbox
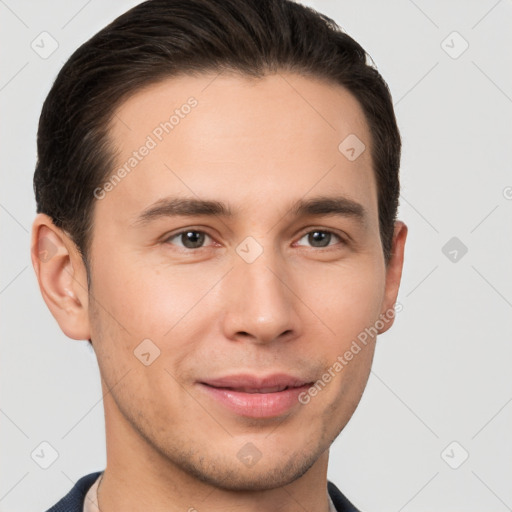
[310,231,330,247]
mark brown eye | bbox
[296,230,343,248]
[165,230,212,249]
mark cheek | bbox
[90,252,226,345]
[293,258,386,342]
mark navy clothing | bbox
[45,471,361,511]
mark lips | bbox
[197,373,314,418]
[200,373,311,392]
[229,385,289,393]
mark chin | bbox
[176,449,319,492]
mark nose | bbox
[220,244,302,345]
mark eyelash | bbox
[162,228,347,251]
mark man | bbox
[31,0,407,510]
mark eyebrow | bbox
[132,195,367,227]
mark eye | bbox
[295,230,345,248]
[164,230,213,249]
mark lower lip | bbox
[198,383,312,418]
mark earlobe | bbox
[377,220,408,335]
[31,213,91,340]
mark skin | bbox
[31,72,407,512]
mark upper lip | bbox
[200,373,313,393]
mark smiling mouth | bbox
[203,384,303,394]
[197,376,314,418]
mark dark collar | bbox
[328,480,361,511]
[45,472,102,512]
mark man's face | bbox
[86,72,402,490]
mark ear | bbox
[377,220,408,334]
[30,213,91,340]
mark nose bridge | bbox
[221,238,298,343]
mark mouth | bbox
[197,373,314,418]
[206,384,296,393]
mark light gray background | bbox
[1,1,511,511]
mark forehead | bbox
[98,72,377,226]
